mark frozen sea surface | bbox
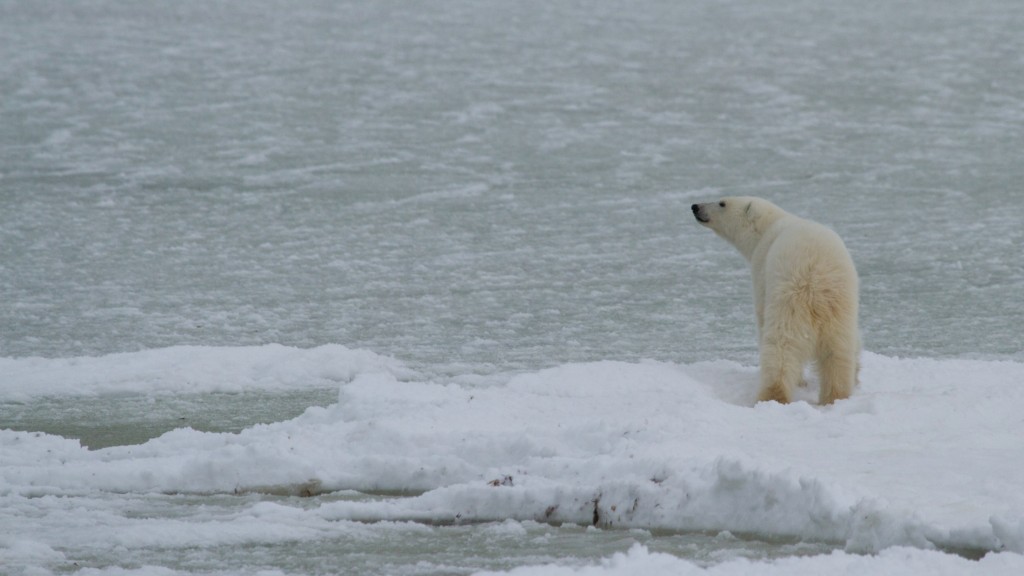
[3,0,1022,371]
[2,0,1024,574]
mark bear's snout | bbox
[692,204,710,224]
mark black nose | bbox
[691,204,699,213]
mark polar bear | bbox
[692,197,859,405]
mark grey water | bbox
[2,0,1023,573]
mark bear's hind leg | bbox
[817,337,857,404]
[758,375,792,404]
[757,337,806,404]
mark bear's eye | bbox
[719,201,726,208]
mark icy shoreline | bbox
[4,345,1024,571]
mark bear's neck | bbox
[726,228,762,262]
[724,214,786,262]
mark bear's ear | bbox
[744,201,754,217]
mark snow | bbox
[16,545,1024,576]
[3,346,1024,573]
[3,0,1024,573]
[0,344,410,401]
[477,544,1024,576]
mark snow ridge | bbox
[3,347,1024,557]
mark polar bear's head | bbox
[691,196,786,261]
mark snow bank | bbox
[3,347,1024,559]
[0,344,410,400]
[475,543,1024,576]
[20,545,1024,576]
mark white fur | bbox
[693,196,860,404]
